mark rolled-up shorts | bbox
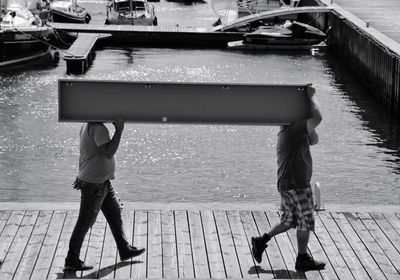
[280,187,315,231]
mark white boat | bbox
[105,0,157,26]
[237,0,300,16]
[0,0,54,68]
[50,0,91,24]
[227,20,326,50]
[211,0,300,27]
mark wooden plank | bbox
[357,212,400,274]
[80,212,107,279]
[58,80,311,125]
[370,213,400,268]
[161,210,178,278]
[0,211,25,266]
[344,212,399,279]
[331,212,386,280]
[187,210,209,278]
[226,210,258,278]
[30,211,67,279]
[266,211,305,279]
[98,223,118,279]
[306,215,339,280]
[13,211,53,280]
[115,210,134,278]
[174,210,194,278]
[147,210,162,278]
[0,211,11,234]
[3,202,400,212]
[313,213,354,280]
[214,210,242,278]
[0,211,39,280]
[47,210,78,279]
[252,210,291,279]
[131,210,148,278]
[201,210,225,278]
[385,213,400,236]
[319,212,370,279]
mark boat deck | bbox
[0,203,400,279]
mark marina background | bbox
[0,0,399,204]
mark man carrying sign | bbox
[251,85,325,272]
[65,119,145,271]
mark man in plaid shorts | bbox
[251,85,325,272]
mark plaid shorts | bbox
[280,187,315,231]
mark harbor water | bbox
[0,0,399,204]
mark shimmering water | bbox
[0,0,399,204]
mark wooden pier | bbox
[50,23,243,47]
[0,203,400,279]
[63,33,111,74]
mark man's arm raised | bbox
[306,84,322,134]
[98,118,125,159]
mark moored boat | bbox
[227,20,326,50]
[0,3,54,68]
[50,0,91,24]
[105,0,157,26]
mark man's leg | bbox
[101,182,145,261]
[251,192,294,264]
[297,229,310,255]
[293,188,325,271]
[66,183,106,270]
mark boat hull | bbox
[106,16,155,25]
[244,37,323,46]
[51,9,91,23]
[227,40,326,50]
[0,28,53,67]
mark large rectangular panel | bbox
[58,79,311,125]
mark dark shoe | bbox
[64,258,93,271]
[120,245,145,261]
[251,236,268,264]
[295,254,326,271]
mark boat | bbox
[237,0,300,17]
[0,1,55,68]
[50,0,91,23]
[227,20,326,50]
[105,0,157,26]
[211,0,300,27]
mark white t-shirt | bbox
[78,123,115,183]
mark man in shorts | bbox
[64,119,145,271]
[251,85,325,272]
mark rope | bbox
[12,23,75,57]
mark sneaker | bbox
[64,258,93,271]
[120,245,145,261]
[251,236,268,264]
[295,254,326,271]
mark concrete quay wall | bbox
[302,0,400,117]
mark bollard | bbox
[314,182,325,211]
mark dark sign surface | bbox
[58,80,311,125]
